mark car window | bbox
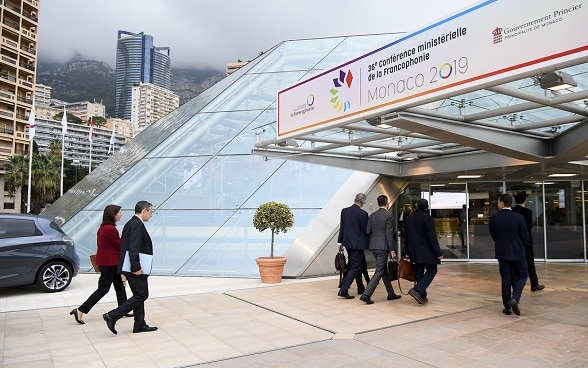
[0,219,41,239]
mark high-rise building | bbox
[114,31,171,120]
[0,0,39,212]
[131,82,179,135]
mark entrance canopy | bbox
[254,0,588,181]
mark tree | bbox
[48,138,62,157]
[31,154,60,213]
[252,202,294,258]
[4,154,29,210]
[53,111,82,125]
[90,116,106,127]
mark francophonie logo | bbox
[330,69,353,112]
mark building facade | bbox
[131,82,179,134]
[34,83,51,107]
[106,117,133,142]
[33,117,126,169]
[0,0,39,211]
[63,101,106,121]
[35,100,106,122]
[114,30,171,120]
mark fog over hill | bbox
[36,56,224,118]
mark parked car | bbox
[0,213,79,292]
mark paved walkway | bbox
[1,263,588,367]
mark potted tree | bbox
[252,201,294,283]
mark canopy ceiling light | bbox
[457,174,482,179]
[539,71,577,91]
[277,139,299,147]
[547,173,577,177]
[366,116,393,129]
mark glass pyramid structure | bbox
[43,34,397,277]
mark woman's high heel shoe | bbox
[69,308,85,324]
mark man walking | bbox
[103,200,158,334]
[337,193,369,299]
[405,198,443,304]
[360,195,401,304]
[512,192,545,292]
[489,193,529,316]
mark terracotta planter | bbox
[255,256,287,283]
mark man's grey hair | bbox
[354,193,366,204]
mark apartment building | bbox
[130,82,178,134]
[0,0,39,211]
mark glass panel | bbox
[467,182,504,259]
[506,182,545,259]
[242,160,353,209]
[543,181,584,260]
[174,208,317,277]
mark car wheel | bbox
[36,260,73,292]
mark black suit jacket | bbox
[118,215,153,273]
[404,208,442,264]
[489,208,528,261]
[337,203,369,250]
[512,204,533,246]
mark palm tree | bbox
[32,154,60,212]
[48,138,62,157]
[4,154,29,210]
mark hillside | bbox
[36,59,224,117]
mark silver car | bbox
[0,213,79,292]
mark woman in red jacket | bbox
[70,205,130,324]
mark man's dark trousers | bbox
[340,248,365,293]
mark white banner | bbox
[277,0,588,138]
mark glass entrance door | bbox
[467,182,503,259]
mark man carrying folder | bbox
[103,200,157,334]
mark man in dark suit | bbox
[337,193,369,299]
[360,195,401,304]
[103,201,157,334]
[512,192,545,292]
[405,198,443,304]
[489,193,529,316]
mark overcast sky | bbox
[38,0,479,70]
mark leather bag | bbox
[398,258,416,282]
[335,250,347,287]
[89,254,100,272]
[387,259,398,280]
[334,250,347,272]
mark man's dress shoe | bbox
[408,288,425,304]
[133,325,158,333]
[387,294,402,300]
[360,295,374,304]
[502,308,512,315]
[337,291,355,299]
[531,285,545,292]
[102,313,117,334]
[508,298,521,316]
